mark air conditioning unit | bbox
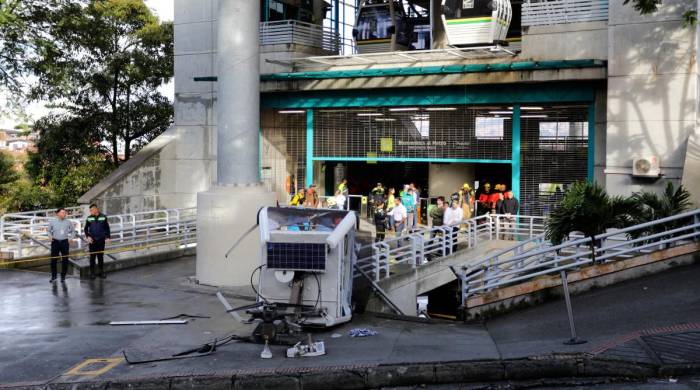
[632,156,661,177]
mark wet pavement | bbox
[1,257,699,388]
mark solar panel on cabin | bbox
[266,242,326,271]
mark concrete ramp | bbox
[369,240,523,315]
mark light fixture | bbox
[375,118,396,122]
[425,107,457,111]
[278,110,306,114]
[357,113,383,117]
[489,111,513,115]
[507,106,544,110]
[389,107,418,112]
[522,114,548,118]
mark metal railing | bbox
[1,208,197,259]
[260,20,341,53]
[453,208,700,306]
[522,0,609,27]
[355,214,546,282]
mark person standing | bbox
[401,186,416,232]
[48,208,75,283]
[443,200,463,253]
[502,190,520,240]
[386,187,396,232]
[458,183,474,219]
[429,197,447,256]
[334,190,347,210]
[477,182,492,216]
[304,184,319,208]
[370,182,385,218]
[409,183,420,227]
[337,178,348,195]
[84,204,111,279]
[390,197,407,236]
[373,200,387,242]
[290,188,306,206]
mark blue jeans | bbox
[395,222,405,236]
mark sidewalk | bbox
[1,257,699,389]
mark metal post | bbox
[560,270,586,345]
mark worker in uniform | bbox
[369,182,385,218]
[477,182,492,216]
[48,207,75,283]
[84,204,111,279]
[304,184,319,208]
[373,200,387,242]
[488,185,502,214]
[458,183,474,219]
[337,178,348,195]
[290,188,306,206]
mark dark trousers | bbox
[89,239,106,275]
[375,226,386,242]
[50,239,70,279]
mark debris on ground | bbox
[349,328,378,337]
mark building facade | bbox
[80,0,699,215]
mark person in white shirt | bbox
[443,201,463,252]
[334,190,347,210]
[390,197,408,236]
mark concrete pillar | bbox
[217,0,260,186]
[196,0,275,288]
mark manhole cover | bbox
[641,331,700,364]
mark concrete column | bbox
[196,0,275,288]
[217,0,260,185]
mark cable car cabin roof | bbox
[443,0,501,19]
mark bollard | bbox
[560,270,586,345]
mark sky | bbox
[0,0,175,129]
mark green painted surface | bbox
[261,59,605,81]
[306,110,314,187]
[262,82,597,108]
[445,17,492,25]
[588,103,596,183]
[511,105,521,203]
[313,156,513,164]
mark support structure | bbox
[196,0,275,287]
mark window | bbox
[475,117,505,140]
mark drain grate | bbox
[641,331,700,364]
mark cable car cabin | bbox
[353,0,411,54]
[441,0,512,47]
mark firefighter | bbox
[84,204,111,279]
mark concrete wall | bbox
[605,0,697,195]
[429,163,475,199]
[521,21,608,61]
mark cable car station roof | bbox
[268,45,518,70]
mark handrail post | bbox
[560,270,586,345]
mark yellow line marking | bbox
[64,357,124,377]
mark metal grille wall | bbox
[314,106,513,160]
[261,110,307,195]
[520,104,589,216]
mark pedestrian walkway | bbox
[1,257,699,388]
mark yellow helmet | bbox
[462,183,471,190]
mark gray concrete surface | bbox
[1,257,699,388]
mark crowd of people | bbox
[287,178,520,243]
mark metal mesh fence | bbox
[261,110,307,194]
[520,104,589,216]
[314,106,513,160]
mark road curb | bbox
[1,355,694,390]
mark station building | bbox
[81,0,699,218]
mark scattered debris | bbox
[109,320,188,326]
[331,333,343,338]
[349,328,378,337]
[287,341,326,357]
[160,313,211,320]
[260,340,273,359]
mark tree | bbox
[26,0,174,166]
[0,151,19,191]
[629,182,692,239]
[545,182,637,263]
[624,0,696,27]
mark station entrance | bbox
[323,160,512,203]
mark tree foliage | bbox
[623,0,696,26]
[0,151,19,191]
[629,182,692,239]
